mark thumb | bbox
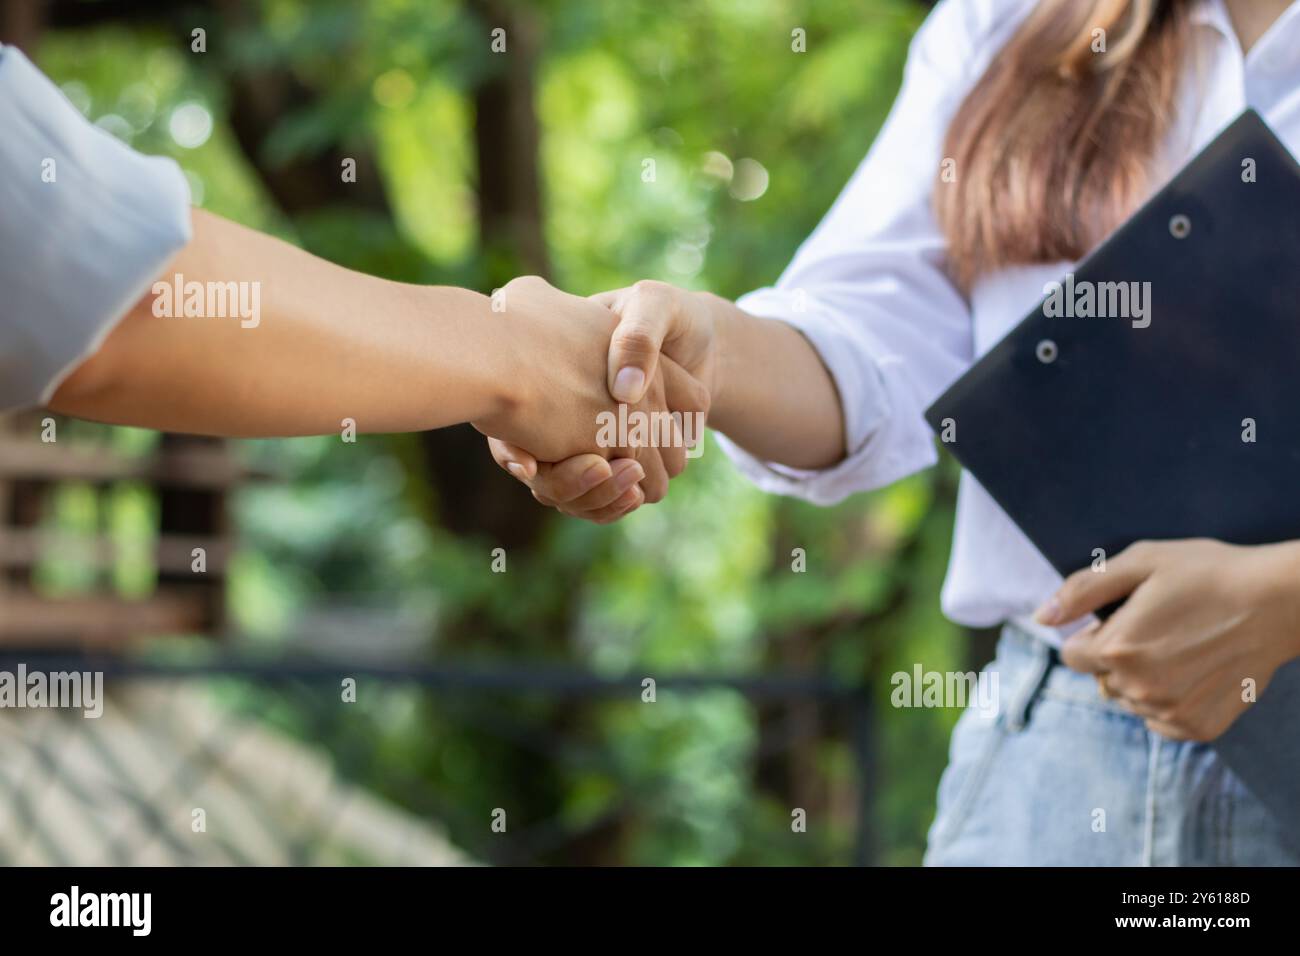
[1036,543,1159,626]
[594,285,678,404]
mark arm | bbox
[48,211,708,482]
[588,279,846,469]
[600,282,846,469]
[51,208,515,436]
[703,291,845,469]
[0,44,705,465]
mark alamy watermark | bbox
[1042,273,1152,329]
[0,665,103,718]
[50,886,150,936]
[891,664,999,718]
[152,271,261,328]
[596,405,706,458]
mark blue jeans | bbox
[924,624,1300,866]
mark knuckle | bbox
[1125,681,1157,705]
[1097,637,1136,667]
[549,468,588,502]
[549,482,579,504]
[685,378,711,416]
[1151,706,1179,725]
[1126,539,1158,561]
[502,275,548,299]
[631,279,666,298]
[1151,721,1191,742]
[1055,577,1081,606]
[1059,569,1093,602]
[612,325,658,357]
[1158,704,1212,740]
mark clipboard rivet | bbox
[1169,214,1192,239]
[1036,339,1058,364]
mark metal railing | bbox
[0,648,875,866]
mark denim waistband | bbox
[996,620,1132,724]
[994,623,1056,732]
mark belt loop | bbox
[1004,639,1057,733]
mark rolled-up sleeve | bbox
[0,43,192,411]
[716,0,1006,505]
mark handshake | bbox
[473,276,721,525]
[47,212,841,485]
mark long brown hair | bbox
[936,0,1194,289]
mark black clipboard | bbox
[925,109,1300,843]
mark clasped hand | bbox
[474,277,715,523]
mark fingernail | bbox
[506,463,526,481]
[579,462,609,493]
[612,367,645,403]
[613,462,644,491]
[1035,596,1063,626]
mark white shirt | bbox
[720,0,1300,630]
[0,44,192,411]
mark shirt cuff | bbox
[0,44,192,411]
[714,286,938,505]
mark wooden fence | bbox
[0,412,244,645]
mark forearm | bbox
[50,208,514,437]
[706,293,847,469]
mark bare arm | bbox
[591,281,846,469]
[47,211,707,499]
[50,208,514,437]
[707,291,846,470]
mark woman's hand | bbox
[594,280,721,404]
[1041,538,1300,741]
[488,280,721,521]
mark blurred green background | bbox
[10,0,982,865]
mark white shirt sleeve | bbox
[716,0,1000,505]
[0,43,192,411]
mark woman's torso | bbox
[942,0,1300,631]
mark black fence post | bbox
[849,688,875,867]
